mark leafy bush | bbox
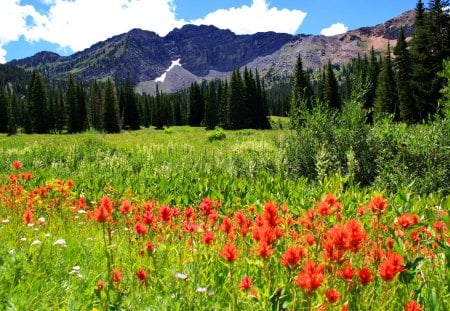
[207,127,226,142]
[286,102,450,195]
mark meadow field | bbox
[0,124,448,310]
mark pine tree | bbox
[204,81,219,130]
[323,60,341,110]
[66,76,79,133]
[29,72,49,133]
[122,79,141,130]
[188,82,204,126]
[153,85,164,129]
[410,0,435,120]
[76,81,87,132]
[254,70,271,129]
[55,91,65,133]
[90,81,103,131]
[24,71,36,133]
[374,43,399,120]
[228,68,246,129]
[0,87,8,133]
[394,27,415,123]
[290,54,314,127]
[103,79,121,133]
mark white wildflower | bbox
[30,239,42,246]
[2,219,9,224]
[175,273,188,280]
[53,239,67,247]
[196,287,207,293]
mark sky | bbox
[0,0,419,64]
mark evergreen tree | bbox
[66,76,79,133]
[24,71,36,133]
[90,81,103,131]
[55,91,65,133]
[103,79,121,133]
[29,72,49,133]
[0,87,8,133]
[153,85,164,129]
[394,27,415,123]
[410,0,435,120]
[254,70,271,129]
[290,54,314,127]
[228,68,246,129]
[374,43,399,120]
[76,81,87,132]
[188,82,204,126]
[122,79,141,130]
[323,60,341,110]
[204,81,219,129]
[6,90,17,135]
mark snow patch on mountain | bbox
[155,58,181,82]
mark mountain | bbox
[8,10,415,93]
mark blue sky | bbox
[0,0,418,63]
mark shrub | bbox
[207,127,226,142]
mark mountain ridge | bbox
[8,9,416,93]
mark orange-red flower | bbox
[23,209,34,224]
[357,267,374,285]
[202,230,214,245]
[338,263,356,281]
[112,268,122,282]
[240,275,253,290]
[280,246,306,269]
[296,260,326,293]
[12,160,22,170]
[158,205,172,222]
[120,200,133,214]
[404,300,422,311]
[134,222,147,235]
[396,213,419,229]
[219,242,238,262]
[326,288,340,303]
[378,252,406,281]
[255,241,274,259]
[137,268,147,281]
[369,195,389,215]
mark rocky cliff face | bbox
[8,9,415,93]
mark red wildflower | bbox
[9,174,17,184]
[220,216,234,234]
[358,268,375,285]
[120,200,133,214]
[184,221,196,233]
[369,195,389,215]
[255,241,274,259]
[93,205,112,223]
[338,263,356,281]
[134,222,147,235]
[280,246,307,269]
[296,260,326,293]
[396,213,419,229]
[346,219,367,252]
[184,208,196,220]
[326,289,340,303]
[199,197,213,215]
[99,196,113,214]
[12,160,22,170]
[378,252,406,281]
[23,209,34,224]
[263,201,279,227]
[137,268,147,281]
[143,211,156,226]
[146,242,155,253]
[219,242,238,262]
[112,268,122,282]
[202,230,214,245]
[404,300,422,311]
[97,280,104,293]
[67,179,74,188]
[323,224,352,261]
[317,201,332,217]
[240,275,253,290]
[234,210,251,236]
[433,220,447,232]
[158,205,172,222]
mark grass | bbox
[0,126,449,310]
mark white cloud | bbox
[320,22,348,36]
[0,0,307,63]
[27,0,185,52]
[191,0,306,35]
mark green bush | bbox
[207,127,226,142]
[286,102,450,195]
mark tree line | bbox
[290,0,450,125]
[0,66,271,134]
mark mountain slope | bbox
[8,9,415,93]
